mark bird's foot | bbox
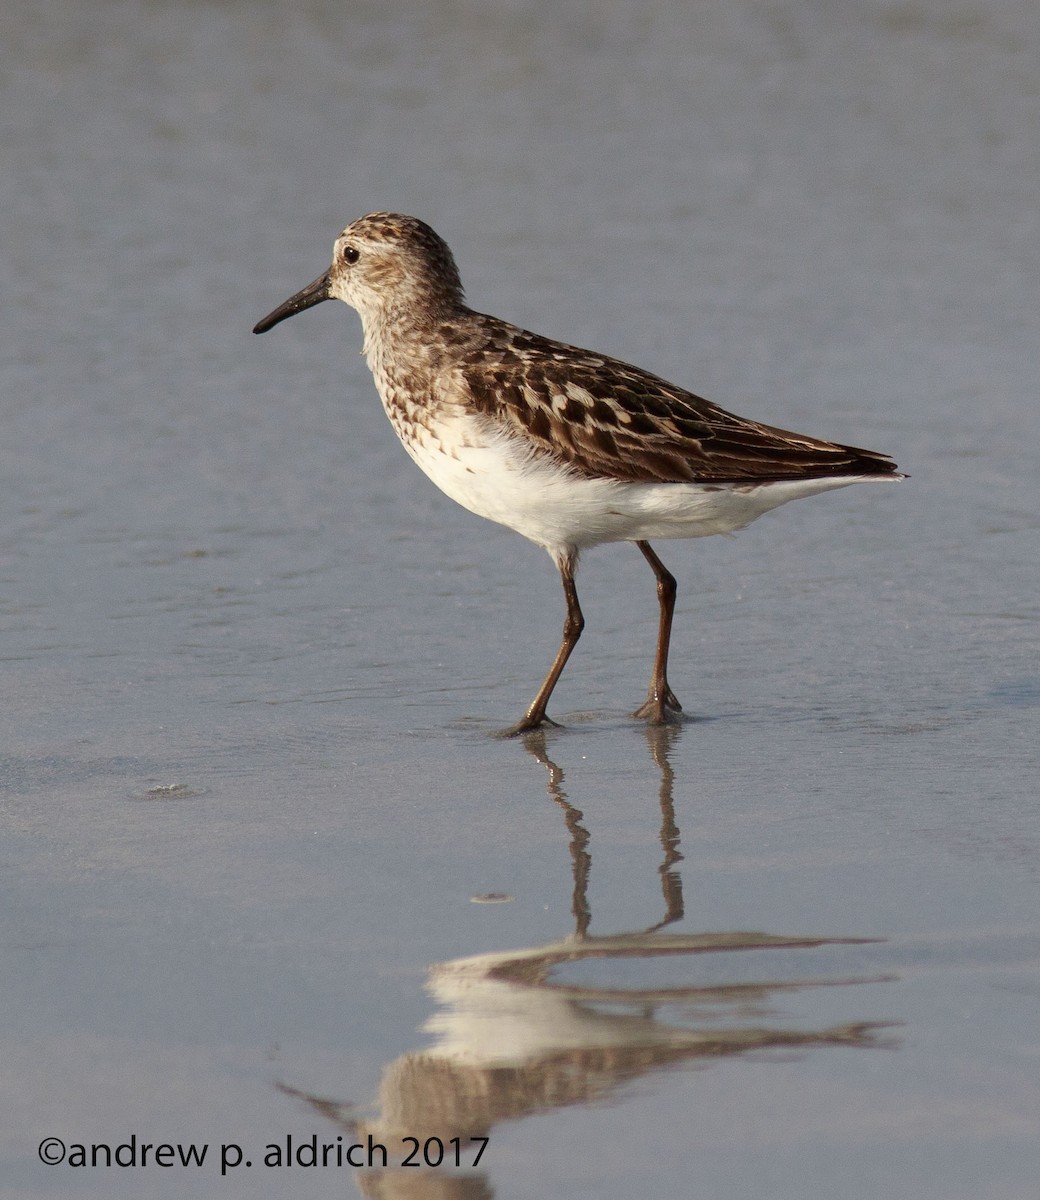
[633,687,684,724]
[497,713,562,738]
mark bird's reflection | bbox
[527,724,686,935]
[279,724,897,1199]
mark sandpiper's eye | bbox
[342,244,360,264]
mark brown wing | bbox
[460,322,899,484]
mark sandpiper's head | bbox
[253,213,464,335]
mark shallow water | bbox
[2,1,1039,1196]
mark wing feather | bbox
[460,322,899,484]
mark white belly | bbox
[394,411,889,557]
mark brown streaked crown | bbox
[340,212,465,311]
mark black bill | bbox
[252,270,331,334]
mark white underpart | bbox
[394,410,896,564]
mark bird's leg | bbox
[633,540,684,723]
[506,554,584,735]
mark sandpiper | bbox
[254,213,902,733]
